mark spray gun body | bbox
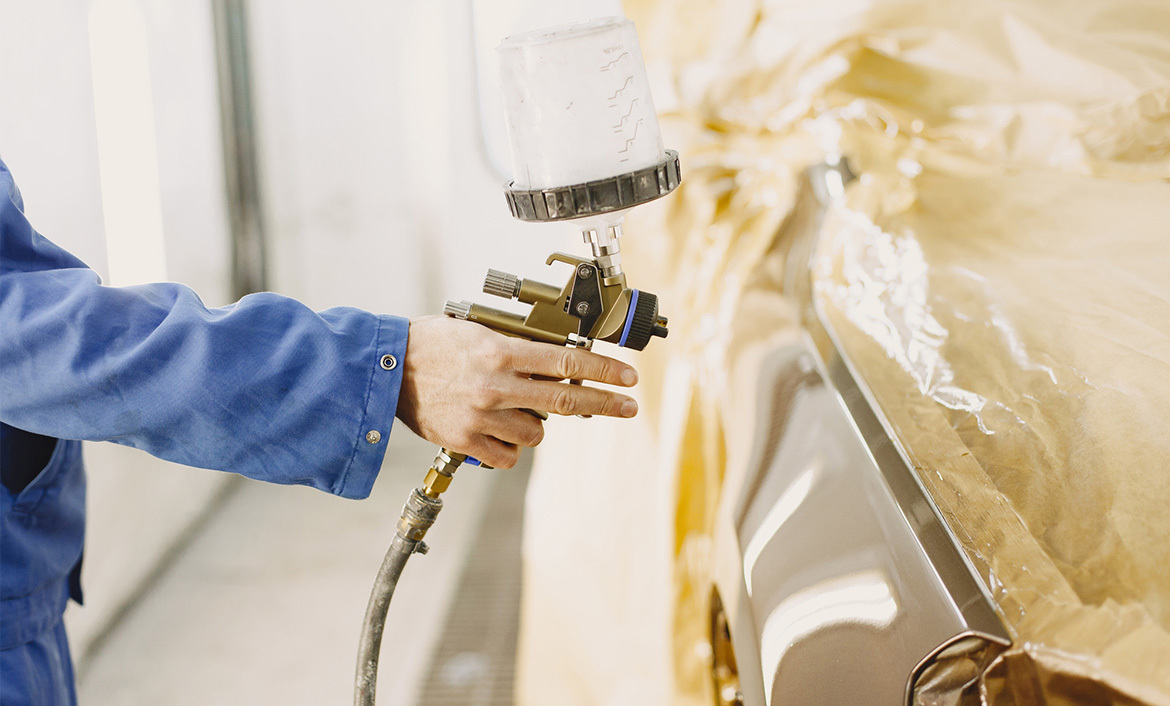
[418,241,672,495]
[421,244,671,495]
[450,253,669,350]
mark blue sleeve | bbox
[0,160,408,500]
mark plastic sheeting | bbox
[516,0,1170,704]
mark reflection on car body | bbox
[708,162,1009,706]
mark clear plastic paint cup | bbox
[498,17,665,191]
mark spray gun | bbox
[354,17,679,705]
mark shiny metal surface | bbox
[503,150,681,222]
[483,269,523,300]
[717,163,1009,706]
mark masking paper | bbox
[516,0,1170,703]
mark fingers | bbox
[441,410,542,469]
[503,377,639,419]
[465,435,522,470]
[495,339,641,418]
[507,340,638,388]
[480,409,545,449]
[400,318,642,465]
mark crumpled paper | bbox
[817,157,1170,706]
[515,0,1170,703]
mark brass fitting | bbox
[422,468,452,497]
[421,449,467,499]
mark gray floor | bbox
[77,432,504,705]
[416,463,529,706]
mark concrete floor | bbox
[76,432,498,705]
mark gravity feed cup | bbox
[498,16,664,190]
[498,16,680,277]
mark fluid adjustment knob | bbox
[483,269,522,300]
[619,289,668,351]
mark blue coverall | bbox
[0,158,409,703]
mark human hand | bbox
[394,316,640,469]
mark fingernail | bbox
[621,399,638,417]
[621,368,638,386]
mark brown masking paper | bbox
[515,0,1170,704]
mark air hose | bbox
[351,283,667,704]
[353,448,475,705]
[353,488,442,705]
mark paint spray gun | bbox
[354,17,680,704]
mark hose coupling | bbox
[394,488,443,542]
[422,448,467,499]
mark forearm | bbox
[0,267,408,499]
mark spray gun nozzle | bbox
[653,315,669,339]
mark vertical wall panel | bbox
[249,0,427,315]
[1,0,235,664]
[0,0,108,277]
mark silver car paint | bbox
[714,163,1010,706]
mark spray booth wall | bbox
[0,0,560,664]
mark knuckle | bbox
[492,339,515,371]
[550,387,577,416]
[471,437,494,462]
[456,428,478,450]
[554,349,578,380]
[496,341,514,369]
[475,338,506,371]
[469,337,490,362]
[473,380,503,409]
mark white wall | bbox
[2,0,596,673]
[0,0,108,275]
[247,0,580,320]
[1,0,235,663]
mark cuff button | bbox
[366,430,382,444]
[380,354,397,371]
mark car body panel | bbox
[713,165,1009,706]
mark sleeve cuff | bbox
[335,314,410,499]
